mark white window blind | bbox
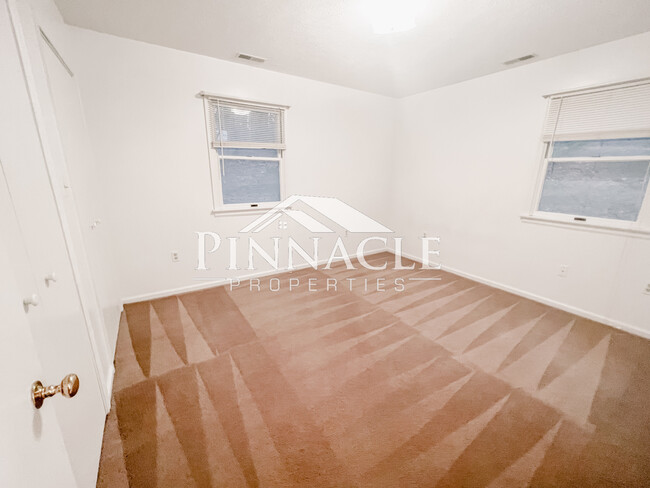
[542,80,650,141]
[200,93,288,209]
[207,99,285,149]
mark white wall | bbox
[67,22,650,339]
[389,31,650,336]
[68,27,396,308]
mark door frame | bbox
[6,0,113,412]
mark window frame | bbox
[523,83,650,238]
[200,93,288,214]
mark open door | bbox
[0,201,78,488]
[0,1,107,486]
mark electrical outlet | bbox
[171,251,180,262]
[558,264,569,278]
[644,283,650,295]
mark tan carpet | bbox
[97,252,650,487]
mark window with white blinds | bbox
[209,101,285,149]
[532,79,650,227]
[542,81,650,142]
[202,95,287,210]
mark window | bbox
[528,79,650,233]
[201,94,287,211]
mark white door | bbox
[0,205,77,488]
[0,1,107,486]
[38,16,116,392]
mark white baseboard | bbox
[121,247,391,305]
[103,364,115,413]
[120,247,649,340]
[398,251,650,340]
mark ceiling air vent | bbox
[503,54,537,66]
[237,53,266,63]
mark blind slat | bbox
[543,82,650,141]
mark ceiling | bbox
[54,0,650,97]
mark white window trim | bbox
[200,93,288,214]
[522,140,650,238]
[522,80,650,239]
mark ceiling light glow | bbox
[362,0,420,34]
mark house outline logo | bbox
[239,195,394,234]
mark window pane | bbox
[551,138,650,158]
[538,160,650,221]
[221,159,281,204]
[217,148,279,158]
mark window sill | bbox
[520,214,650,239]
[211,206,275,216]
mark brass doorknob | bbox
[31,374,80,409]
